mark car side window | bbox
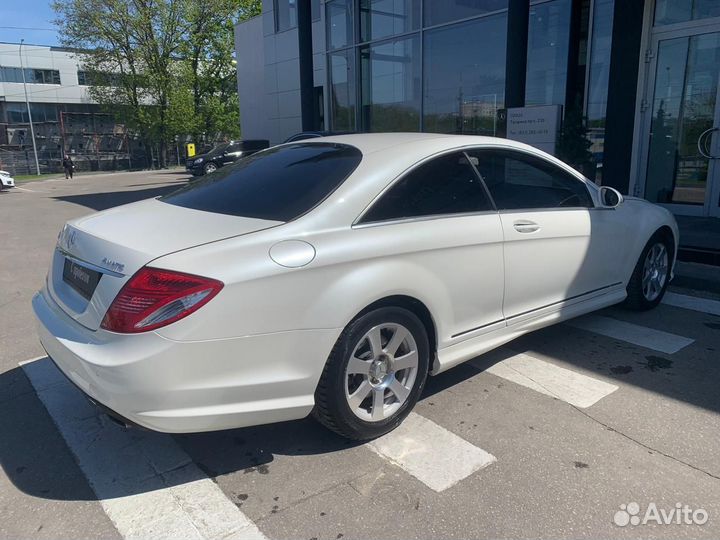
[466,149,593,210]
[360,151,493,223]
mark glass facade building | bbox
[326,0,607,143]
[237,0,720,220]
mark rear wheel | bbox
[623,233,672,310]
[313,307,430,440]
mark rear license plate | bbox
[63,258,101,300]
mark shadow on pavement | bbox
[52,185,183,212]
[0,362,360,502]
[0,368,100,502]
[4,301,719,502]
[422,306,720,417]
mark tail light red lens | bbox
[101,267,223,333]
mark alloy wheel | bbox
[344,323,419,422]
[641,242,668,302]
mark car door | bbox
[356,150,505,345]
[222,143,243,165]
[467,147,615,322]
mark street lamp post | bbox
[19,39,41,176]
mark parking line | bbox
[367,412,496,492]
[663,292,720,317]
[471,350,618,408]
[566,315,694,354]
[21,357,266,540]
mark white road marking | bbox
[367,412,496,492]
[13,186,41,193]
[566,314,694,354]
[471,350,618,408]
[663,292,720,317]
[21,357,266,540]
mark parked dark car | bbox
[186,140,270,176]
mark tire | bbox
[313,307,430,440]
[623,232,673,311]
[203,162,217,175]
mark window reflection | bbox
[275,0,297,32]
[327,0,354,50]
[654,0,720,26]
[360,36,421,131]
[360,0,421,42]
[525,0,571,107]
[645,33,720,205]
[586,0,614,183]
[423,0,508,27]
[423,14,506,135]
[330,49,357,131]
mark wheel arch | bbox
[651,224,677,275]
[655,225,676,255]
[352,295,438,370]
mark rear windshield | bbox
[161,143,362,221]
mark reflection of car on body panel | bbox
[0,170,16,190]
[185,139,269,176]
[34,133,678,441]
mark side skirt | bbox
[432,287,626,375]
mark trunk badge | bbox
[102,258,125,273]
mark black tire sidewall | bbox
[319,307,430,440]
[627,233,673,310]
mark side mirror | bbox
[599,186,623,208]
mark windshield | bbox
[162,143,363,221]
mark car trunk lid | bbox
[48,197,282,330]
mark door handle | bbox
[513,220,540,233]
[697,127,719,159]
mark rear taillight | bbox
[101,267,223,333]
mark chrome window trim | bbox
[353,146,497,226]
[464,145,598,210]
[352,209,499,229]
[354,142,599,227]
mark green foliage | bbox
[53,0,259,165]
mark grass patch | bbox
[13,173,64,182]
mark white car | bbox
[0,170,15,189]
[33,133,678,440]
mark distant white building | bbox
[0,42,139,174]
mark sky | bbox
[0,0,60,47]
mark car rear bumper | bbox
[32,287,339,433]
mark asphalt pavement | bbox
[1,171,719,539]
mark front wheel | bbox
[623,233,672,311]
[313,307,430,440]
[203,162,217,175]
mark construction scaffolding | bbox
[0,105,181,176]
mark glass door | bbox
[641,29,720,216]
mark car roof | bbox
[310,132,543,157]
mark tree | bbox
[53,0,260,167]
[181,0,258,144]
